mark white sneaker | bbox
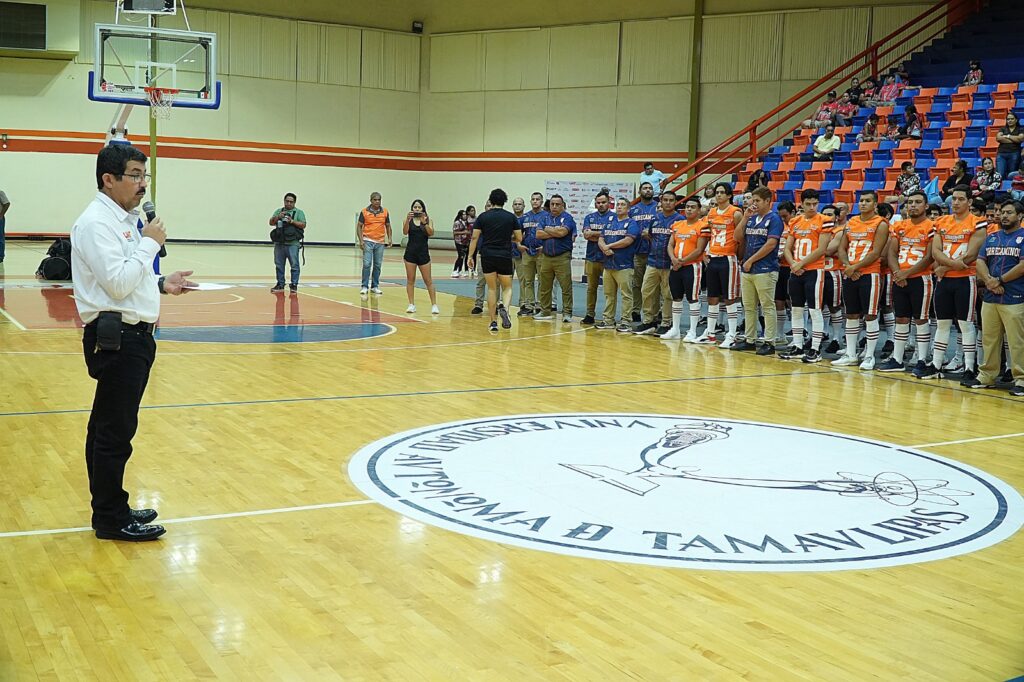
[450,270,457,278]
[718,333,736,349]
[859,356,876,371]
[359,287,368,296]
[660,327,681,340]
[683,331,698,343]
[831,354,860,366]
[372,287,384,295]
[406,304,416,313]
[431,304,440,314]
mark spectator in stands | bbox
[887,162,921,206]
[996,111,1023,180]
[857,114,880,143]
[961,60,984,86]
[971,198,988,217]
[893,63,911,84]
[746,169,770,193]
[736,191,752,209]
[1010,173,1024,202]
[700,185,716,214]
[860,76,878,102]
[802,91,838,129]
[986,202,999,223]
[972,158,1003,203]
[941,160,973,210]
[867,75,902,107]
[845,77,863,101]
[883,114,902,141]
[639,162,667,194]
[812,125,842,161]
[834,93,858,127]
[897,105,922,140]
[927,204,944,220]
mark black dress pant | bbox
[82,324,156,530]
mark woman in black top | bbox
[403,199,439,314]
[941,160,973,211]
[745,169,770,193]
[996,111,1023,181]
[467,188,523,332]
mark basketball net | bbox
[144,87,178,120]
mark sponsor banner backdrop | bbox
[545,180,635,261]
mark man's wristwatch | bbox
[158,276,167,294]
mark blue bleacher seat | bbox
[851,115,869,127]
[833,151,852,162]
[862,181,884,191]
[821,180,841,191]
[966,125,988,136]
[902,88,920,98]
[788,171,805,182]
[930,102,951,114]
[771,145,789,155]
[918,139,941,151]
[915,159,937,170]
[818,190,834,204]
[865,169,885,182]
[968,111,992,123]
[1001,180,1013,191]
[839,143,858,152]
[762,161,779,171]
[830,159,852,170]
[856,107,873,117]
[922,128,943,142]
[775,190,794,204]
[870,160,890,169]
[843,133,858,143]
[873,150,893,162]
[851,125,863,134]
[766,154,783,163]
[962,137,985,150]
[972,96,993,110]
[915,149,935,161]
[976,84,997,94]
[794,161,813,171]
[784,181,803,191]
[937,87,957,96]
[877,140,898,151]
[926,111,947,124]
[895,96,914,109]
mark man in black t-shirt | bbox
[468,188,523,332]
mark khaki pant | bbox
[603,268,635,325]
[631,253,649,318]
[978,301,1024,387]
[741,271,779,343]
[519,252,539,307]
[641,266,672,325]
[539,251,573,316]
[584,260,605,318]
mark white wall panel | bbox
[548,24,619,89]
[361,30,420,92]
[259,17,296,81]
[420,92,485,150]
[228,13,261,78]
[620,18,693,85]
[547,87,618,150]
[781,8,869,81]
[483,29,550,91]
[483,89,548,150]
[701,13,783,83]
[429,33,484,93]
[615,84,691,151]
[871,4,934,70]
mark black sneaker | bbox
[498,305,512,329]
[823,339,841,355]
[581,315,596,325]
[271,284,285,292]
[732,341,757,351]
[488,321,498,333]
[653,326,671,336]
[1010,385,1024,397]
[697,317,707,331]
[594,321,613,330]
[517,306,532,317]
[631,312,641,323]
[289,284,298,293]
[471,306,484,315]
[958,368,978,387]
[551,304,558,313]
[998,368,1013,385]
[876,357,905,372]
[908,360,927,374]
[633,322,656,336]
[914,363,940,380]
[737,321,746,334]
[755,344,776,356]
[616,323,633,333]
[778,345,804,359]
[880,339,894,359]
[802,349,822,364]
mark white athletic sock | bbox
[726,302,740,336]
[961,322,977,371]
[893,323,910,362]
[953,327,964,366]
[822,306,832,333]
[882,311,895,341]
[845,319,859,356]
[776,309,788,339]
[832,309,845,344]
[933,319,952,369]
[809,308,825,350]
[707,303,720,334]
[915,322,931,361]
[671,301,684,332]
[791,306,806,347]
[865,318,881,358]
[689,302,701,333]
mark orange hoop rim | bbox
[143,86,181,95]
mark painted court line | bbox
[911,432,1024,449]
[0,369,832,418]
[0,306,28,331]
[0,499,376,539]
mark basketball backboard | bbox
[88,23,221,110]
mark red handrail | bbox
[662,0,984,199]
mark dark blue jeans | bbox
[0,216,5,261]
[274,242,300,287]
[997,151,1021,182]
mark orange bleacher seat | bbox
[913,96,933,110]
[851,149,873,161]
[979,145,998,157]
[834,126,852,137]
[769,180,786,192]
[898,138,921,150]
[892,149,914,163]
[950,101,971,113]
[933,158,956,171]
[744,162,762,173]
[992,92,1014,107]
[874,106,894,118]
[840,180,861,192]
[957,84,978,95]
[801,181,822,190]
[914,102,932,115]
[857,141,879,152]
[883,180,897,193]
[947,119,970,130]
[885,167,904,182]
[737,172,752,186]
[833,190,856,205]
[951,92,973,105]
[850,159,872,170]
[777,161,796,173]
[842,169,865,182]
[783,152,801,162]
[811,161,832,172]
[996,82,1018,92]
[804,170,825,183]
[917,87,940,97]
[934,147,957,160]
[946,110,968,123]
[941,127,965,141]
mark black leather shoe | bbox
[95,521,166,542]
[756,344,776,356]
[130,508,159,524]
[732,341,757,351]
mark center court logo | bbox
[347,414,1024,571]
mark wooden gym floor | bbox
[0,240,1021,681]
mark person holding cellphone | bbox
[403,199,439,314]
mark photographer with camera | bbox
[269,192,307,293]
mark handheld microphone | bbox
[141,201,167,258]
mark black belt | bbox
[86,319,156,334]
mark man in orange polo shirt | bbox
[356,191,393,295]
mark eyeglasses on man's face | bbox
[118,173,151,184]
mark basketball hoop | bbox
[144,86,179,119]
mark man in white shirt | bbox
[813,125,842,161]
[71,144,194,542]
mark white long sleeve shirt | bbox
[71,192,161,325]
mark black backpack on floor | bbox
[37,238,73,280]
